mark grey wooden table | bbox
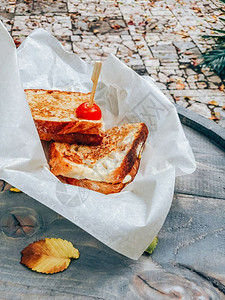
[0,106,225,300]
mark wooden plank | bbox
[175,104,225,150]
[175,125,225,199]
[2,124,224,200]
[0,119,224,298]
[0,190,224,299]
[155,193,225,288]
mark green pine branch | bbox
[200,44,225,79]
[200,0,225,80]
[202,35,225,43]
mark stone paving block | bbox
[207,75,223,84]
[148,74,159,81]
[122,40,136,52]
[208,82,219,89]
[12,14,72,46]
[1,0,225,127]
[188,82,197,90]
[144,58,159,67]
[135,39,153,58]
[72,16,127,36]
[159,67,177,75]
[0,14,14,32]
[188,102,211,118]
[15,0,33,15]
[196,81,208,89]
[169,91,225,107]
[155,82,167,90]
[146,67,158,75]
[151,8,173,16]
[60,39,72,52]
[158,72,169,83]
[33,0,67,13]
[162,90,175,102]
[68,0,121,17]
[173,41,196,53]
[0,0,16,14]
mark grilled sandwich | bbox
[49,123,148,194]
[25,89,104,145]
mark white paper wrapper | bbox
[0,23,196,260]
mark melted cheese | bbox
[122,175,132,184]
[61,129,143,183]
[64,150,125,182]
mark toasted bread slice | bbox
[38,131,103,146]
[49,123,148,193]
[59,158,140,194]
[25,89,104,145]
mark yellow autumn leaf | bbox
[176,82,185,90]
[210,116,220,120]
[10,187,21,192]
[208,100,218,106]
[219,84,224,91]
[21,238,79,274]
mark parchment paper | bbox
[0,23,196,260]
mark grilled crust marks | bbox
[109,123,148,183]
[49,123,148,184]
[25,89,103,145]
[40,131,103,145]
[35,120,103,136]
[59,158,140,195]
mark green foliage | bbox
[200,0,225,79]
[201,45,225,79]
[145,236,158,255]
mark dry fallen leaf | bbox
[210,115,220,121]
[21,238,79,274]
[10,187,21,192]
[219,84,224,91]
[176,79,185,90]
[184,51,193,55]
[176,83,185,90]
[128,20,135,26]
[111,24,121,30]
[13,39,21,48]
[208,100,218,106]
[176,30,189,38]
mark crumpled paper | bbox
[0,23,196,260]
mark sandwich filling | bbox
[50,123,147,183]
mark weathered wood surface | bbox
[175,125,225,199]
[0,124,224,299]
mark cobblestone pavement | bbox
[1,0,225,127]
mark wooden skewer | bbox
[89,61,102,107]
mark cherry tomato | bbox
[76,102,102,120]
